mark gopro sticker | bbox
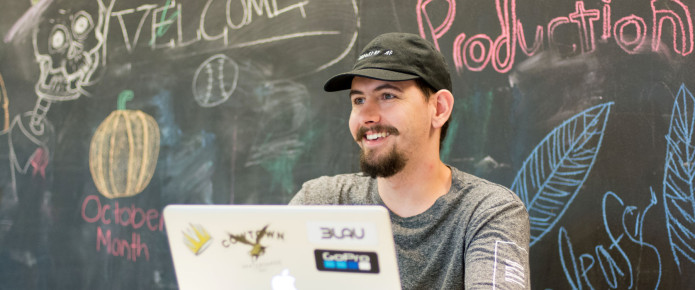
[314,249,380,274]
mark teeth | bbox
[365,132,390,141]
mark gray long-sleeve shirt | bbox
[289,167,531,289]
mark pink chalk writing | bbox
[96,227,150,262]
[417,0,456,51]
[81,194,163,262]
[569,1,601,54]
[417,0,694,74]
[81,194,164,232]
[652,0,694,55]
[615,15,648,53]
[602,0,611,40]
[30,147,48,179]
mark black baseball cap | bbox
[323,32,452,92]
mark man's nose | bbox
[358,100,380,124]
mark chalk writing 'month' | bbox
[96,227,150,262]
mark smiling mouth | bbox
[365,132,391,141]
[357,125,399,143]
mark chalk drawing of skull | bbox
[32,0,106,102]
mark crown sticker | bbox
[183,224,213,255]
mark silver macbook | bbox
[163,205,402,290]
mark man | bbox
[290,33,530,289]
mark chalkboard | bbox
[0,0,693,288]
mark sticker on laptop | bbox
[182,224,213,256]
[222,224,286,261]
[314,249,380,274]
[306,222,378,245]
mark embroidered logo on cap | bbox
[358,49,394,61]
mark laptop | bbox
[163,205,402,290]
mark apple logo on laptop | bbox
[271,269,297,290]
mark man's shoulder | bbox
[289,173,373,205]
[303,172,371,187]
[450,167,526,209]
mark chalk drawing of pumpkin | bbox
[89,90,160,199]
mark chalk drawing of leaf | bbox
[511,102,613,247]
[663,84,695,271]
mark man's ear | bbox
[431,90,454,129]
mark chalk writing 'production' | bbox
[417,0,693,73]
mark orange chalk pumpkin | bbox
[89,90,160,199]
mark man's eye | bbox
[383,93,396,100]
[353,97,365,105]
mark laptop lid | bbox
[163,205,402,290]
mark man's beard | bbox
[359,145,408,178]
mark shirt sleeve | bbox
[464,193,531,289]
[288,184,308,205]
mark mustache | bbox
[355,125,400,141]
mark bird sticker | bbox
[228,225,270,261]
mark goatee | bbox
[360,145,407,178]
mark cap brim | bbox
[323,68,419,92]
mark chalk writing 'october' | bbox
[81,194,164,232]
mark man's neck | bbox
[376,158,452,218]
